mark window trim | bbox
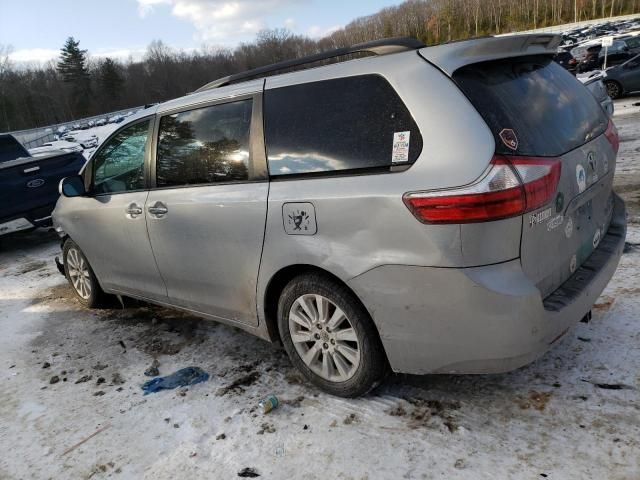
[263,73,423,179]
[88,116,156,197]
[149,92,268,191]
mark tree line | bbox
[1,0,638,132]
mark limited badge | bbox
[499,128,518,151]
[547,215,563,231]
[576,164,586,193]
[564,217,573,239]
[570,254,577,274]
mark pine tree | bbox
[56,37,91,116]
[99,57,124,109]
[57,37,89,83]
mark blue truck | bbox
[0,133,86,236]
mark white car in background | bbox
[28,140,83,157]
[61,132,99,149]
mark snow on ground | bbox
[1,98,640,480]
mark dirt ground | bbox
[1,97,639,480]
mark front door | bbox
[145,93,268,326]
[68,118,167,300]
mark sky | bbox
[0,0,404,64]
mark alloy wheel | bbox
[606,82,620,99]
[288,294,361,382]
[66,247,92,300]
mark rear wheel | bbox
[63,239,106,308]
[277,273,387,397]
[605,81,622,100]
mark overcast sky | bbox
[0,0,404,64]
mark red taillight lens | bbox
[404,155,561,224]
[508,156,562,212]
[605,119,619,154]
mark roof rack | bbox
[195,37,425,92]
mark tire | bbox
[62,239,106,308]
[605,81,622,100]
[277,273,387,397]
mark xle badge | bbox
[499,128,518,151]
[282,202,317,235]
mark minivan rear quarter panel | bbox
[257,51,516,328]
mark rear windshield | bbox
[453,56,608,157]
[0,136,29,163]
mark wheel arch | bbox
[261,264,385,353]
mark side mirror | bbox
[59,175,86,197]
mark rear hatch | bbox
[451,55,617,297]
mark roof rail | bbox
[195,37,425,92]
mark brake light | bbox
[605,119,619,154]
[403,156,561,224]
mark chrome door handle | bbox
[148,202,168,217]
[126,203,143,217]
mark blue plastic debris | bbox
[142,367,209,395]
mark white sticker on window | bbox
[392,131,411,164]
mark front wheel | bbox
[277,273,387,397]
[605,81,622,100]
[63,239,106,307]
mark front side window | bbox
[264,75,422,176]
[92,120,150,194]
[156,99,252,187]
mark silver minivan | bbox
[53,35,626,397]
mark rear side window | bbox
[453,57,608,157]
[156,99,252,187]
[264,75,422,176]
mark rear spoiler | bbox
[419,34,561,76]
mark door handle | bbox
[125,203,143,218]
[148,201,168,217]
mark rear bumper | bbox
[349,194,626,374]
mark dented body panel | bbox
[53,34,626,375]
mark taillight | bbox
[403,155,561,224]
[605,119,619,154]
[569,58,577,65]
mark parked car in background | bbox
[108,114,125,124]
[53,35,625,397]
[572,44,602,72]
[577,40,636,72]
[61,132,99,149]
[579,73,614,116]
[555,50,578,74]
[603,54,640,98]
[95,118,107,127]
[29,140,83,157]
[0,134,85,235]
